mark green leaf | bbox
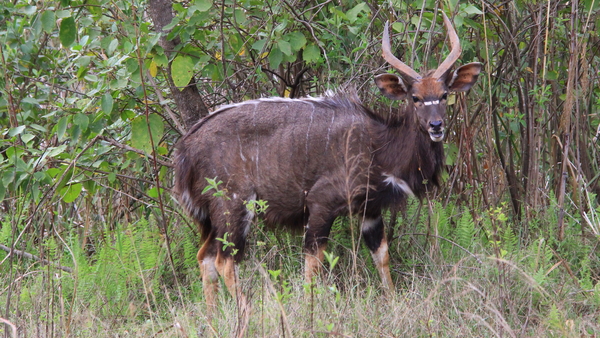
[153,53,168,66]
[21,6,37,16]
[331,8,347,21]
[171,55,195,89]
[584,0,600,11]
[131,114,165,154]
[346,2,369,23]
[107,39,119,55]
[59,17,77,47]
[286,32,307,51]
[21,134,35,144]
[57,116,68,141]
[8,126,26,137]
[73,113,89,131]
[55,10,70,19]
[22,97,39,105]
[0,182,5,203]
[462,5,483,15]
[444,142,459,166]
[75,55,91,67]
[234,8,246,23]
[89,114,106,134]
[61,183,82,203]
[252,39,267,52]
[3,170,15,188]
[277,40,292,56]
[302,44,320,63]
[162,17,180,31]
[453,15,464,28]
[392,22,404,33]
[546,70,558,80]
[268,47,283,69]
[101,93,114,114]
[47,145,67,158]
[147,186,164,198]
[192,0,213,12]
[41,11,56,34]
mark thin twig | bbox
[257,265,293,338]
[145,71,187,135]
[0,244,73,273]
[0,317,17,338]
[98,135,173,167]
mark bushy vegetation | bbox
[1,0,599,336]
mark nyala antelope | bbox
[174,12,482,311]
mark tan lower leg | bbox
[304,245,326,284]
[371,238,393,291]
[215,256,238,296]
[200,255,219,311]
[215,254,250,336]
[215,255,248,307]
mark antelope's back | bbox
[174,93,376,227]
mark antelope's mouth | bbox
[429,130,445,142]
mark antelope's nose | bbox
[429,120,443,131]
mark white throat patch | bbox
[382,173,415,197]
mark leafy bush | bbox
[1,0,599,336]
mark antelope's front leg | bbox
[214,254,248,308]
[303,210,334,284]
[304,244,327,284]
[362,215,394,292]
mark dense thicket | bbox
[1,0,599,336]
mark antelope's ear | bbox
[375,74,408,100]
[447,62,483,92]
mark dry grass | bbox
[5,243,598,338]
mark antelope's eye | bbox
[412,96,420,103]
[441,93,448,101]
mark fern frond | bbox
[456,211,475,249]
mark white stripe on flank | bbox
[242,193,258,237]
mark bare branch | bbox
[0,244,73,273]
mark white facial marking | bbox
[423,100,440,106]
[383,173,415,197]
[429,132,445,142]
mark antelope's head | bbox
[375,12,482,142]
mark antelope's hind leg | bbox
[303,205,335,285]
[362,215,394,292]
[197,237,219,311]
[197,197,253,312]
[214,197,255,311]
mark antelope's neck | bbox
[372,123,445,199]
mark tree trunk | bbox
[147,0,209,131]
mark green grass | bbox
[2,201,599,337]
[6,254,598,337]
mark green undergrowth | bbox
[1,197,599,337]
